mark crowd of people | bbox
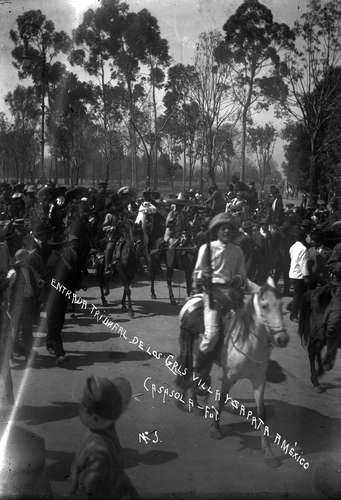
[0,176,341,497]
[0,178,340,363]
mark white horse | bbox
[175,278,289,467]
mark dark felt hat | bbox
[79,376,132,429]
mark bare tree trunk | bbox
[200,151,204,193]
[309,135,318,208]
[40,86,45,181]
[152,71,158,191]
[183,146,186,193]
[241,109,247,183]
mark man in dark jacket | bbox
[205,186,225,215]
[46,235,85,365]
[7,249,41,358]
[269,186,284,226]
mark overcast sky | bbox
[0,0,309,167]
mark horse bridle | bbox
[229,293,287,364]
[254,293,287,341]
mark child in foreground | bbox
[71,375,138,499]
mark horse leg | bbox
[150,257,157,300]
[126,284,134,318]
[252,375,280,468]
[308,342,320,388]
[210,377,234,440]
[185,268,192,297]
[317,342,324,376]
[166,267,176,305]
[121,288,127,313]
[97,262,108,306]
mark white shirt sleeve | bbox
[193,243,209,280]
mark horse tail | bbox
[175,324,194,390]
[298,290,312,347]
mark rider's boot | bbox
[194,350,214,396]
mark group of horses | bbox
[3,201,341,469]
[93,208,201,316]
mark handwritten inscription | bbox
[138,430,161,445]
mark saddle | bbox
[181,292,236,338]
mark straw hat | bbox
[208,213,239,235]
[79,376,132,429]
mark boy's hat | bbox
[79,376,132,429]
[209,212,238,233]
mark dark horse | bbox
[139,210,197,304]
[175,279,289,467]
[95,221,143,317]
[149,231,198,305]
[298,285,335,390]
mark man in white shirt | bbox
[288,230,309,321]
[192,212,259,392]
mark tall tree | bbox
[284,0,341,205]
[70,0,129,182]
[10,9,71,179]
[71,0,170,188]
[281,121,310,189]
[248,123,277,188]
[215,0,294,182]
[193,31,238,185]
[47,72,97,184]
[163,64,199,189]
[129,8,171,189]
[214,123,235,185]
[5,86,40,181]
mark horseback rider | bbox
[164,199,188,246]
[135,189,157,226]
[103,202,121,276]
[306,229,332,289]
[94,181,108,227]
[103,188,134,276]
[192,212,260,392]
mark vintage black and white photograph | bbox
[0,0,341,498]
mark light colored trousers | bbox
[200,285,239,353]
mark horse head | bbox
[255,281,289,348]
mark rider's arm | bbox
[193,243,210,285]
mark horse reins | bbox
[229,293,287,364]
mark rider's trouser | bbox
[195,284,240,390]
[324,287,341,368]
[200,284,237,353]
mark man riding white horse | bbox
[192,212,259,393]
